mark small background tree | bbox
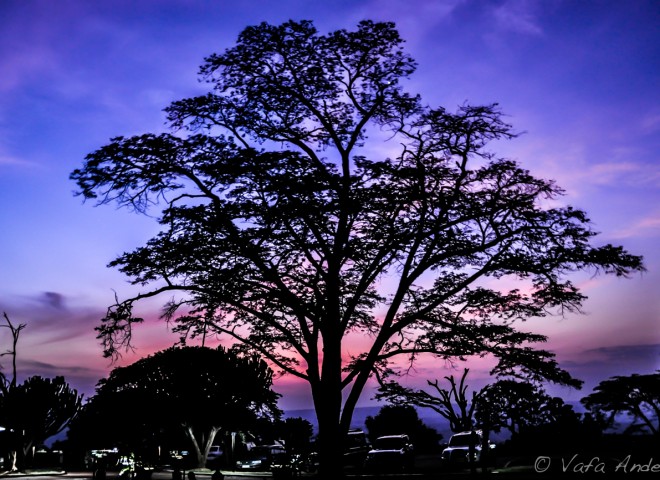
[0,376,82,470]
[0,313,82,471]
[474,380,596,458]
[365,404,441,453]
[581,371,660,436]
[0,312,24,394]
[273,417,314,454]
[67,345,281,468]
[376,368,482,434]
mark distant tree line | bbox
[376,367,660,471]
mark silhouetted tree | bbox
[475,380,571,436]
[515,401,598,454]
[0,312,25,394]
[0,314,82,470]
[0,376,82,470]
[581,371,660,436]
[68,346,280,468]
[376,368,483,434]
[365,404,440,453]
[71,19,644,478]
[265,417,314,454]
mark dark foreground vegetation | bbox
[1,342,657,478]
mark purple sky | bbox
[0,0,658,410]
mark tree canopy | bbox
[0,376,82,470]
[581,371,660,436]
[69,346,280,467]
[71,19,644,477]
[475,380,571,436]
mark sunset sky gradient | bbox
[0,0,658,410]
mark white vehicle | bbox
[365,434,414,471]
[441,431,493,464]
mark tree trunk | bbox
[480,427,491,474]
[313,330,345,480]
[468,430,477,476]
[8,450,17,472]
[183,425,220,468]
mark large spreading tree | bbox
[69,346,280,468]
[71,20,644,478]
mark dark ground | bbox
[5,452,660,480]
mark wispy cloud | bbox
[611,212,660,239]
[564,343,660,374]
[17,358,100,377]
[640,111,660,135]
[523,139,660,200]
[351,0,464,44]
[585,344,660,363]
[0,152,36,168]
[492,0,544,36]
[0,2,70,95]
[12,293,134,347]
[582,161,660,190]
[0,290,185,396]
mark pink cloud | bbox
[611,212,660,239]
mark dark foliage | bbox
[0,376,82,469]
[581,371,660,436]
[365,404,441,453]
[66,346,280,468]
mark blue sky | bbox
[0,0,658,409]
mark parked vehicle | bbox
[364,434,414,471]
[269,451,314,478]
[85,448,120,470]
[205,445,223,467]
[441,430,493,464]
[235,445,285,471]
[344,429,371,466]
